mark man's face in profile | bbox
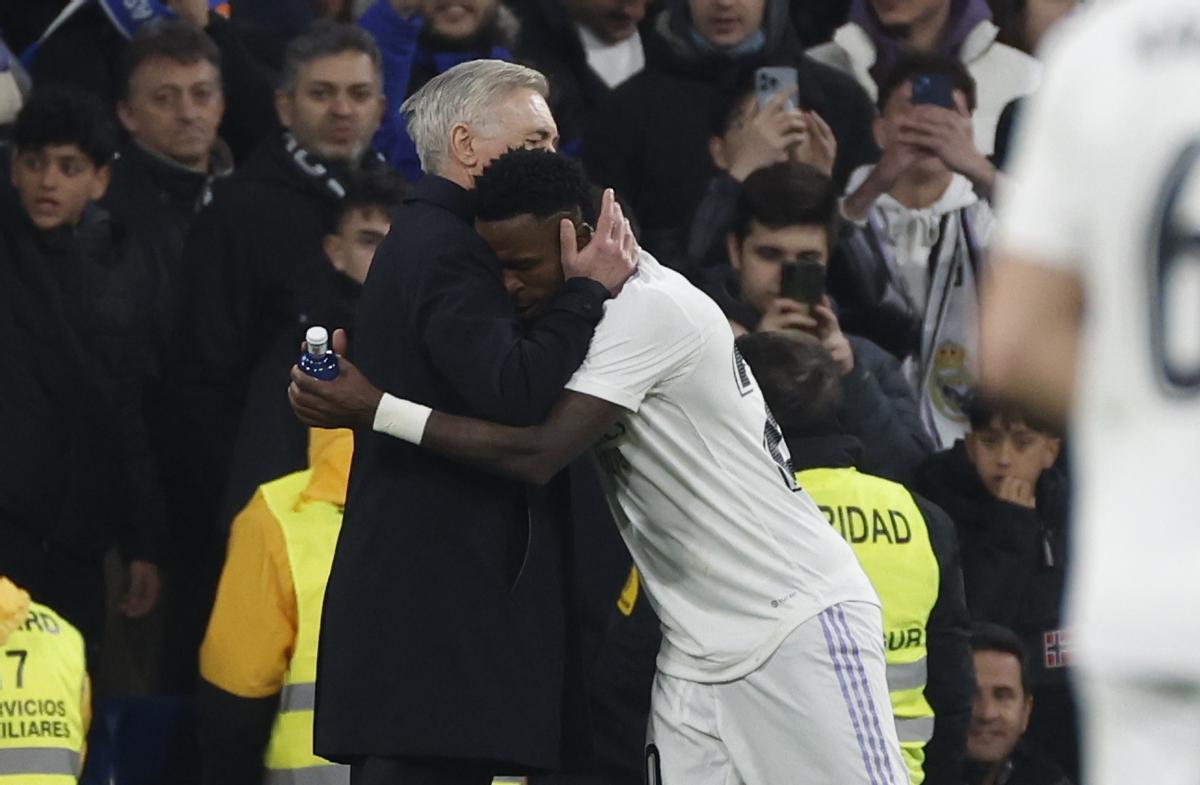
[476,212,586,321]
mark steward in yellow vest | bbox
[737,330,973,785]
[0,578,90,784]
[198,430,533,785]
[199,429,353,785]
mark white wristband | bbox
[372,393,433,445]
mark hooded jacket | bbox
[807,0,1040,154]
[583,0,878,266]
[841,166,993,447]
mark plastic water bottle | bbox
[299,326,340,380]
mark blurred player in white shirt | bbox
[290,149,909,784]
[980,2,1200,784]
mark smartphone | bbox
[780,260,826,307]
[755,66,799,111]
[910,73,955,109]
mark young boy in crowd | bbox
[697,161,933,483]
[839,54,997,447]
[0,88,163,648]
[915,398,1077,780]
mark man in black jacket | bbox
[163,21,389,689]
[309,61,635,784]
[0,89,162,649]
[916,399,1076,780]
[701,162,933,483]
[738,329,973,785]
[104,22,234,371]
[514,0,649,154]
[582,0,877,265]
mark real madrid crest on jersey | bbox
[927,340,974,425]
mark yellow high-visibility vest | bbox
[798,467,939,785]
[261,469,347,785]
[0,602,87,784]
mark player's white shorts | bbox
[1081,672,1200,785]
[646,600,908,785]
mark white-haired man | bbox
[310,59,637,785]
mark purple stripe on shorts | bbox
[819,608,883,785]
[827,605,891,784]
[834,604,899,784]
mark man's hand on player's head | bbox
[561,188,639,297]
[289,351,384,430]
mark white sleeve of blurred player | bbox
[993,16,1097,271]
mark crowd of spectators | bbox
[0,0,1084,782]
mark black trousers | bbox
[349,757,495,785]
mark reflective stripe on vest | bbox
[260,470,346,777]
[264,765,351,785]
[0,601,87,784]
[797,467,939,785]
[279,682,316,713]
[0,748,81,776]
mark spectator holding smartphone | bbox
[699,162,933,483]
[838,54,995,447]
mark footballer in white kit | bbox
[981,2,1200,784]
[291,149,909,784]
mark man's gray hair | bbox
[400,60,549,175]
[280,21,383,95]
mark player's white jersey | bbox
[566,252,878,683]
[996,0,1200,679]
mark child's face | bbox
[965,416,1061,498]
[11,144,109,231]
[323,207,391,285]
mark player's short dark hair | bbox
[475,148,592,223]
[280,21,382,94]
[736,331,842,443]
[14,88,118,167]
[966,393,1058,436]
[335,169,407,228]
[118,21,223,101]
[971,622,1031,694]
[875,53,978,114]
[731,162,840,246]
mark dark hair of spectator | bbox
[709,65,760,137]
[736,331,842,442]
[280,21,383,95]
[14,88,118,167]
[118,21,223,102]
[971,622,1031,695]
[474,149,592,223]
[875,53,978,114]
[731,162,840,245]
[988,0,1032,52]
[966,393,1059,436]
[336,169,407,227]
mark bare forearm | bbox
[421,413,565,486]
[842,169,890,223]
[979,255,1082,426]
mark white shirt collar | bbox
[576,23,645,89]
